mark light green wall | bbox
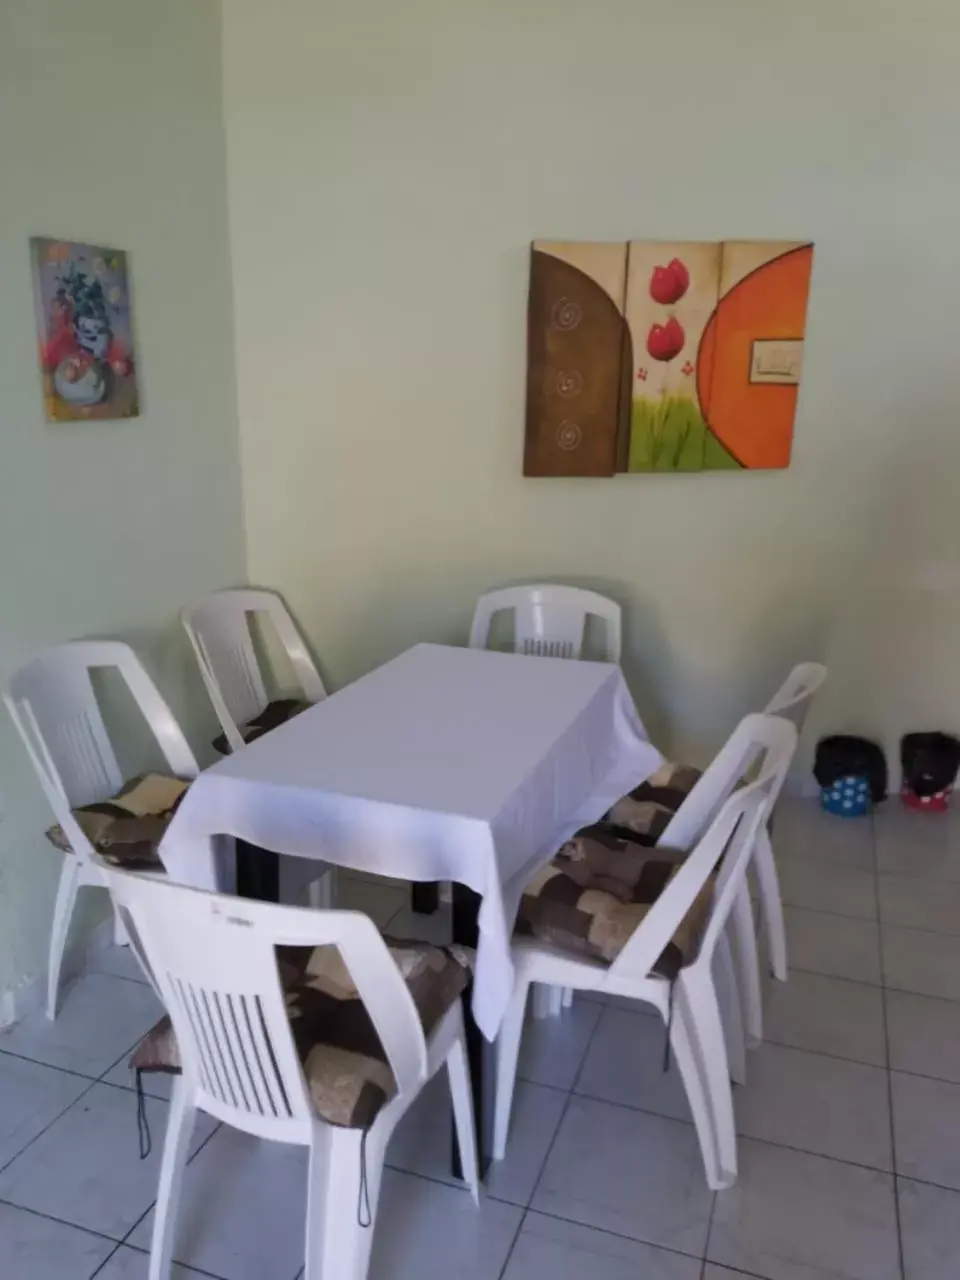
[221,0,960,779]
[0,0,244,1002]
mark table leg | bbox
[411,882,440,914]
[451,883,493,1180]
[235,839,280,903]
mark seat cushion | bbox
[212,697,311,754]
[604,760,702,844]
[130,938,472,1130]
[516,827,713,980]
[44,773,189,869]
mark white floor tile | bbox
[892,1071,960,1190]
[774,801,874,872]
[0,1201,114,1279]
[337,875,411,929]
[782,905,882,984]
[875,809,960,881]
[887,990,960,1083]
[763,970,887,1066]
[880,875,960,936]
[777,860,877,920]
[128,1125,306,1280]
[518,996,603,1091]
[388,1069,567,1206]
[574,1006,691,1122]
[0,1052,92,1171]
[367,1168,521,1280]
[899,1176,960,1280]
[883,925,960,1002]
[94,1244,211,1278]
[734,1042,892,1170]
[502,1212,700,1280]
[86,945,151,985]
[707,1138,900,1280]
[0,1082,216,1239]
[531,1097,713,1256]
[0,973,163,1078]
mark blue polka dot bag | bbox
[820,774,872,817]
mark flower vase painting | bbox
[524,239,813,475]
[31,237,140,422]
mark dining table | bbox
[159,641,663,1174]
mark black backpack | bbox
[814,736,887,804]
[901,732,960,798]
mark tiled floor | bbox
[3,800,960,1278]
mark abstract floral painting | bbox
[524,239,813,475]
[31,237,139,422]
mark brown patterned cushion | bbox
[130,1014,181,1074]
[604,760,702,844]
[516,827,714,980]
[212,697,311,754]
[129,939,472,1129]
[44,774,189,869]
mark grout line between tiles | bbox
[781,900,879,925]
[879,917,960,943]
[873,814,907,1280]
[0,1043,102,1079]
[495,1204,528,1280]
[0,1194,124,1245]
[0,1074,100,1178]
[522,1202,707,1266]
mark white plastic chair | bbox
[182,588,333,907]
[469,584,621,662]
[495,713,797,1192]
[100,869,479,1280]
[181,588,327,754]
[752,661,828,981]
[4,641,198,1020]
[764,661,828,731]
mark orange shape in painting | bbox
[697,245,813,469]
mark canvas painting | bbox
[524,241,631,476]
[524,239,813,475]
[31,237,139,422]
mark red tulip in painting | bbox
[649,257,689,305]
[646,315,685,362]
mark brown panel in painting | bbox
[524,249,632,477]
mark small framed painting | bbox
[30,237,140,422]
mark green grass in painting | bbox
[628,395,741,472]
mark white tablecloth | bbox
[160,643,662,1037]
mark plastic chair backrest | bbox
[611,714,796,983]
[100,868,430,1139]
[181,589,326,753]
[763,662,828,732]
[658,713,794,853]
[4,641,198,861]
[469,585,621,662]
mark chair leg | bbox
[308,867,336,909]
[493,976,531,1160]
[561,986,574,1009]
[148,1078,196,1280]
[669,996,723,1190]
[305,1122,384,1280]
[445,1008,480,1204]
[715,929,747,1086]
[47,858,81,1020]
[755,826,788,981]
[731,883,764,1048]
[681,969,737,1189]
[531,983,562,1019]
